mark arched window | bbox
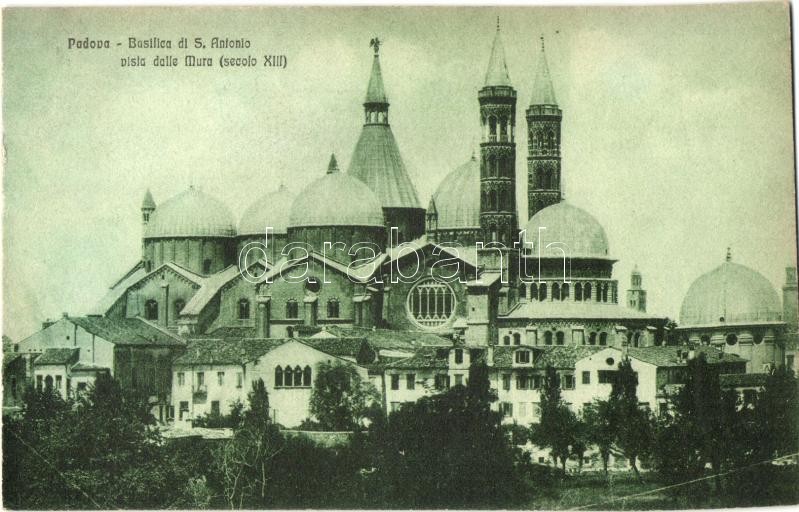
[539,283,547,301]
[536,130,544,149]
[552,283,560,301]
[503,335,511,346]
[599,332,608,346]
[602,284,609,302]
[238,298,251,320]
[589,332,597,345]
[44,375,53,390]
[575,283,583,301]
[584,283,592,302]
[556,331,565,345]
[327,298,340,318]
[294,366,303,387]
[513,333,521,345]
[700,335,711,345]
[145,299,158,320]
[286,300,299,319]
[406,278,457,329]
[174,299,185,317]
[633,332,641,348]
[275,366,284,387]
[561,283,569,300]
[283,366,292,386]
[303,366,312,387]
[518,283,527,300]
[544,331,553,345]
[531,283,538,301]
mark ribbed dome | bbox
[522,201,611,259]
[238,185,295,236]
[432,157,480,230]
[289,160,384,228]
[144,187,236,238]
[680,261,782,326]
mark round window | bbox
[606,357,615,366]
[726,333,738,346]
[406,278,456,329]
[753,332,764,345]
[305,276,321,293]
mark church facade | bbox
[8,22,797,427]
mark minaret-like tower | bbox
[141,189,156,267]
[526,36,562,219]
[783,266,798,333]
[626,266,647,312]
[479,20,518,251]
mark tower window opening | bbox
[285,299,299,319]
[539,283,547,301]
[561,283,569,300]
[552,282,560,301]
[575,283,583,301]
[238,298,251,320]
[584,283,592,302]
[518,283,527,300]
[145,300,158,321]
[531,283,538,301]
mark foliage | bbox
[308,360,380,431]
[193,399,244,428]
[363,361,528,508]
[531,366,575,474]
[609,358,654,481]
[3,375,209,509]
[582,398,616,476]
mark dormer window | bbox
[515,350,531,364]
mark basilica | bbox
[7,23,797,428]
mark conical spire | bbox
[365,37,388,104]
[327,154,339,174]
[530,35,557,106]
[141,188,156,210]
[484,18,512,87]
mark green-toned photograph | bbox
[2,4,798,509]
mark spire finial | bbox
[726,247,732,262]
[327,153,339,174]
[370,36,381,56]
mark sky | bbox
[3,4,797,341]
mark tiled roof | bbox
[71,363,110,372]
[90,263,148,315]
[385,347,449,370]
[68,317,185,347]
[720,373,768,388]
[197,326,257,339]
[626,346,744,367]
[34,348,79,366]
[302,337,366,358]
[174,338,289,366]
[505,300,663,321]
[322,325,451,351]
[182,264,247,316]
[493,345,602,369]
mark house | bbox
[171,337,370,428]
[574,345,748,415]
[16,315,185,420]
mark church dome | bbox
[522,201,611,259]
[289,155,385,228]
[144,187,236,239]
[238,185,296,236]
[679,259,782,326]
[432,156,480,230]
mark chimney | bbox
[256,295,271,338]
[487,345,494,367]
[159,282,169,327]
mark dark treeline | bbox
[3,357,798,509]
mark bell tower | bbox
[479,20,518,254]
[526,36,562,219]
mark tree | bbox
[583,399,615,478]
[756,365,799,460]
[309,361,380,431]
[214,378,284,508]
[531,366,573,475]
[609,358,653,482]
[364,361,526,508]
